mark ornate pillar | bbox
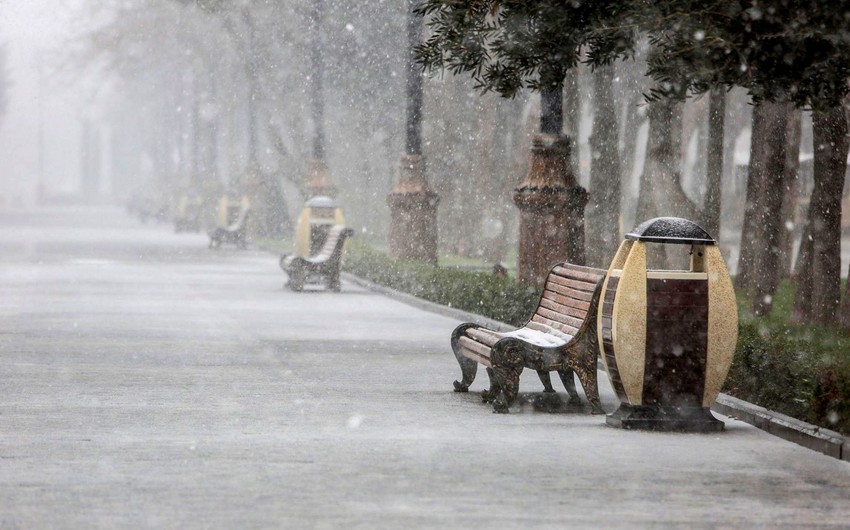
[513,133,587,286]
[387,0,438,265]
[388,155,439,264]
[303,0,335,201]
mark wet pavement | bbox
[2,205,850,529]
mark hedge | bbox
[343,242,850,435]
[725,323,850,435]
[343,241,540,327]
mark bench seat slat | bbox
[460,346,491,366]
[539,297,590,321]
[458,336,492,359]
[459,347,492,367]
[500,327,571,348]
[542,289,591,311]
[552,263,606,276]
[551,266,605,284]
[536,306,584,330]
[458,337,492,367]
[524,321,575,344]
[546,274,597,293]
[544,281,595,302]
[465,327,500,347]
[542,293,590,313]
[531,314,579,337]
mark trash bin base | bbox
[606,403,724,432]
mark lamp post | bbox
[304,0,335,198]
[387,0,439,265]
[512,87,587,286]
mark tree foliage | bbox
[415,0,635,96]
[647,1,850,110]
[416,0,850,110]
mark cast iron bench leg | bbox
[490,339,525,414]
[450,324,479,392]
[558,368,582,405]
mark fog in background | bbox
[0,1,98,201]
[0,0,779,266]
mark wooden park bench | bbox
[208,198,250,249]
[280,224,354,292]
[450,262,606,413]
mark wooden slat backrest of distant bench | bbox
[282,225,353,292]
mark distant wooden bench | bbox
[280,224,354,292]
[174,195,202,233]
[450,262,606,413]
[208,200,250,249]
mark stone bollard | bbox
[598,217,738,432]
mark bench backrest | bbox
[228,198,250,230]
[308,224,354,264]
[530,263,606,338]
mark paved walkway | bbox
[2,206,850,529]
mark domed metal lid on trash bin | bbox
[305,196,338,209]
[625,217,716,245]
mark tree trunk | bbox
[636,98,699,222]
[615,42,648,231]
[635,98,699,269]
[776,110,802,281]
[563,72,581,182]
[737,101,791,295]
[585,64,621,268]
[748,101,793,316]
[703,88,725,237]
[804,104,848,326]
[541,88,564,136]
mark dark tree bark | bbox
[776,109,802,281]
[541,88,563,136]
[635,98,699,223]
[737,101,792,296]
[748,101,793,316]
[635,98,699,269]
[703,88,725,237]
[239,8,291,236]
[802,105,848,326]
[563,72,581,181]
[585,64,621,268]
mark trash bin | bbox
[294,196,345,257]
[598,217,738,431]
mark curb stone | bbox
[341,271,850,462]
[712,394,846,460]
